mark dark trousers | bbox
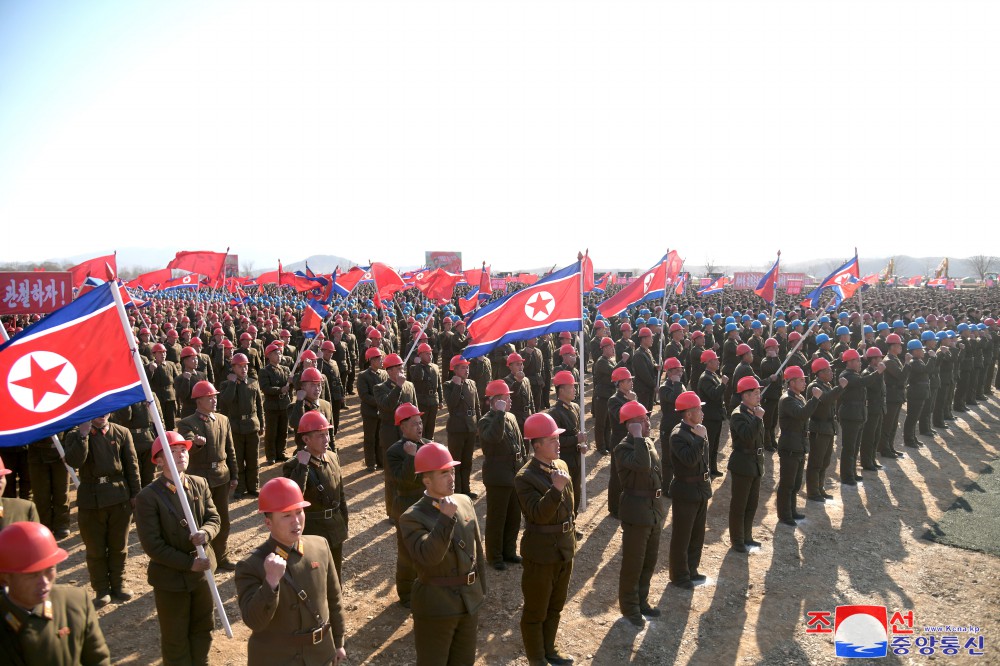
[776,450,804,521]
[608,450,621,517]
[153,584,214,666]
[520,559,573,662]
[943,382,957,419]
[806,432,835,494]
[762,399,780,449]
[233,431,260,493]
[972,367,985,398]
[209,482,231,562]
[668,498,707,583]
[0,447,30,499]
[421,406,439,441]
[27,459,70,533]
[934,385,951,424]
[78,502,132,593]
[838,420,865,484]
[161,399,177,431]
[592,399,611,453]
[658,433,674,493]
[903,396,925,443]
[880,402,903,454]
[361,413,382,469]
[919,386,938,432]
[263,409,288,460]
[728,472,760,546]
[484,485,520,564]
[447,431,476,495]
[705,418,723,472]
[860,413,883,468]
[395,520,417,604]
[559,449,582,515]
[413,611,479,666]
[636,387,655,412]
[955,370,972,408]
[619,520,662,617]
[133,438,155,488]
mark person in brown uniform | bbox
[503,353,536,432]
[727,377,766,553]
[217,352,265,498]
[515,413,577,666]
[631,327,657,410]
[282,412,348,581]
[174,347,209,419]
[0,457,39,528]
[111,395,163,489]
[376,353,419,516]
[134,432,221,666]
[547,371,588,518]
[409,344,443,439]
[400,443,487,666]
[286,368,335,453]
[357,347,388,472]
[477,380,527,570]
[177,381,238,571]
[614,400,666,626]
[443,355,481,497]
[259,343,293,464]
[64,414,141,607]
[147,342,181,430]
[591,337,618,455]
[667,391,713,590]
[0,522,111,666]
[606,366,637,519]
[26,437,69,539]
[777,367,823,526]
[235,478,347,665]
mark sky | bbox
[1,1,998,273]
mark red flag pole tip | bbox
[104,263,116,280]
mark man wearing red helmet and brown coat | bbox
[444,355,481,497]
[409,343,444,439]
[287,367,335,453]
[217,353,265,498]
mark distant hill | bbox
[257,255,360,276]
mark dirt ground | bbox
[54,383,1000,665]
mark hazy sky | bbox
[1,1,997,272]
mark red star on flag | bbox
[12,356,69,408]
[526,293,552,318]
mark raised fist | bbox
[264,552,286,589]
[811,386,823,399]
[839,376,849,388]
[437,495,459,518]
[551,469,571,491]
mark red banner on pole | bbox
[0,272,74,315]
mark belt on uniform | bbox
[676,473,710,483]
[305,505,341,518]
[94,474,124,485]
[623,488,662,498]
[526,520,574,534]
[740,447,765,455]
[256,621,331,646]
[130,427,152,435]
[420,571,478,587]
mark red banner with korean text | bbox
[1,272,74,315]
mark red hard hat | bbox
[524,413,565,439]
[811,358,831,373]
[191,381,219,399]
[394,402,423,425]
[300,367,323,383]
[594,320,606,329]
[788,331,802,342]
[764,337,779,349]
[321,340,336,351]
[675,391,705,412]
[212,328,224,336]
[368,329,383,340]
[553,370,577,386]
[559,331,572,339]
[258,477,311,513]
[611,367,633,382]
[297,411,331,434]
[383,353,403,368]
[151,343,167,353]
[450,355,469,370]
[220,339,234,349]
[600,337,615,348]
[414,442,460,474]
[299,349,318,361]
[0,522,68,573]
[365,347,384,361]
[700,349,718,363]
[865,347,884,358]
[736,376,761,393]
[166,329,179,338]
[620,322,633,332]
[139,327,150,335]
[417,343,433,354]
[240,332,253,341]
[736,343,752,357]
[638,327,652,338]
[265,343,281,357]
[231,353,249,365]
[280,329,291,338]
[506,353,525,366]
[784,366,805,380]
[842,349,861,362]
[663,357,682,371]
[886,334,902,345]
[691,330,705,340]
[151,430,192,461]
[559,344,575,356]
[668,322,683,333]
[619,400,649,423]
[485,379,511,397]
[190,338,203,347]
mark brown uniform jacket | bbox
[283,451,348,546]
[444,378,481,433]
[134,474,221,591]
[614,434,666,526]
[514,458,576,564]
[217,378,264,435]
[0,586,110,666]
[147,360,182,403]
[64,424,141,510]
[0,498,39,529]
[176,412,237,488]
[259,363,292,411]
[386,438,432,520]
[286,399,335,451]
[477,410,526,487]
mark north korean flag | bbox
[596,251,682,318]
[462,261,583,360]
[301,300,328,338]
[0,282,145,448]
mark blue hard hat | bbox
[815,333,831,345]
[863,325,874,335]
[921,330,936,341]
[876,322,890,332]
[694,311,703,319]
[670,313,681,322]
[596,313,604,320]
[712,313,722,321]
[936,331,948,340]
[838,312,849,319]
[758,313,768,321]
[947,330,957,338]
[639,308,650,316]
[683,310,692,317]
[741,315,751,323]
[647,317,661,326]
[732,311,741,318]
[774,320,787,329]
[775,310,785,319]
[892,320,904,328]
[702,318,713,327]
[907,322,919,331]
[678,318,689,327]
[819,316,831,324]
[915,317,926,325]
[750,320,762,329]
[725,316,736,325]
[907,339,923,351]
[957,323,969,332]
[790,319,802,329]
[836,326,850,336]
[725,323,738,333]
[978,323,988,330]
[636,317,646,325]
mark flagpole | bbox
[576,252,588,512]
[774,320,820,378]
[854,248,863,316]
[768,251,780,338]
[403,306,437,367]
[655,250,671,388]
[106,273,233,638]
[0,326,80,489]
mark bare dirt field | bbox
[55,385,1000,665]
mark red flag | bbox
[462,266,491,286]
[370,263,406,300]
[126,268,173,290]
[581,253,595,292]
[517,273,539,285]
[414,269,462,304]
[166,250,228,284]
[67,253,117,288]
[596,251,679,318]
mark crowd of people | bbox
[2,278,999,665]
